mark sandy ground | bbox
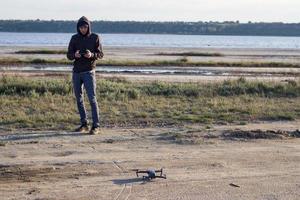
[0,121,299,200]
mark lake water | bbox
[0,32,300,49]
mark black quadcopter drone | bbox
[132,168,167,181]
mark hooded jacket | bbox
[67,16,104,73]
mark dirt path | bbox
[0,121,299,200]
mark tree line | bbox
[1,20,300,36]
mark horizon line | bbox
[1,19,300,24]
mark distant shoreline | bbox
[1,20,300,37]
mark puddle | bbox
[0,65,279,76]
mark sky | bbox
[0,0,299,23]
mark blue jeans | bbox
[72,70,100,128]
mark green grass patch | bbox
[15,50,67,54]
[0,57,70,65]
[0,76,299,130]
[156,52,224,57]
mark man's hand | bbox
[75,50,81,58]
[84,50,92,58]
[99,51,104,58]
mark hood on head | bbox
[77,16,91,36]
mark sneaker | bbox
[89,126,101,135]
[75,123,90,133]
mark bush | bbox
[0,76,72,96]
[1,76,299,98]
[217,78,300,97]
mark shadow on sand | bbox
[112,178,145,185]
[0,131,85,142]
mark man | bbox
[67,16,104,135]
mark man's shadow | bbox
[0,131,84,142]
